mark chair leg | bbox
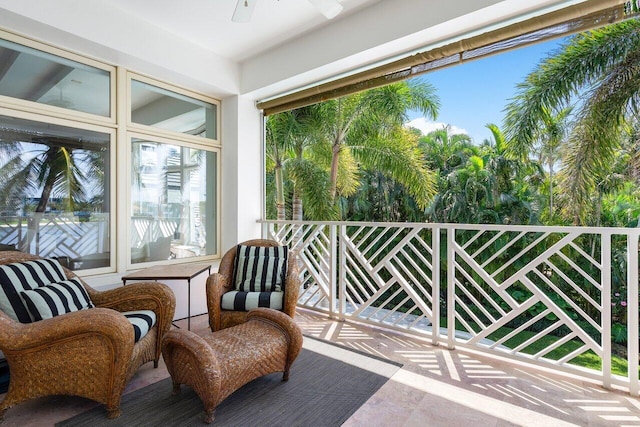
[204,408,215,424]
[172,382,181,395]
[106,406,121,419]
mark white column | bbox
[221,95,263,252]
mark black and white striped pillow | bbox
[123,310,156,343]
[233,245,288,292]
[0,258,67,322]
[221,290,284,311]
[20,278,94,321]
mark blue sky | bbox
[406,37,567,144]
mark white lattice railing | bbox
[262,220,640,395]
[0,213,109,260]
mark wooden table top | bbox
[122,263,212,282]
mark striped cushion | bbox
[20,278,94,321]
[233,245,288,292]
[123,310,156,343]
[0,259,67,322]
[221,290,284,311]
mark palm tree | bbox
[503,19,640,223]
[266,110,297,220]
[0,134,102,249]
[266,105,337,220]
[320,79,440,214]
[481,124,541,224]
[419,125,474,174]
[422,124,539,224]
[529,107,572,219]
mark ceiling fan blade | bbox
[232,0,257,23]
[307,0,343,19]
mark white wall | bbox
[221,95,264,252]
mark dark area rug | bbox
[56,340,401,427]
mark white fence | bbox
[0,214,181,267]
[0,214,109,259]
[262,220,640,395]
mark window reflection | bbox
[0,116,111,270]
[131,80,217,139]
[131,139,216,264]
[0,39,110,116]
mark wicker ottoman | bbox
[161,307,303,424]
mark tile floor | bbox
[2,308,640,426]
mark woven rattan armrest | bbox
[0,308,134,353]
[282,255,300,319]
[206,273,232,332]
[90,282,174,313]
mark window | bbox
[0,115,113,269]
[0,31,221,273]
[130,78,217,140]
[0,38,111,117]
[130,138,217,264]
[128,75,220,267]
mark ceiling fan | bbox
[232,0,344,23]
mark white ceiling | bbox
[0,0,584,102]
[108,0,379,63]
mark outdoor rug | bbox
[56,336,401,427]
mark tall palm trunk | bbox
[274,161,286,221]
[329,142,341,201]
[292,191,303,221]
[21,162,57,252]
[548,164,554,218]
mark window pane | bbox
[0,116,111,270]
[0,39,110,116]
[131,80,217,139]
[131,139,216,264]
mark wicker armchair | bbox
[206,239,300,331]
[0,251,176,420]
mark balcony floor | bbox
[3,308,640,426]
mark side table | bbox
[122,263,212,330]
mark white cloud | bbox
[405,118,468,137]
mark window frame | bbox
[126,72,221,146]
[126,130,221,269]
[0,105,117,275]
[0,31,223,276]
[0,29,116,125]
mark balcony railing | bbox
[261,220,640,396]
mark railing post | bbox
[447,227,455,350]
[328,224,338,319]
[628,233,639,396]
[431,225,440,346]
[338,224,346,321]
[602,232,612,390]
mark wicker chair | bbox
[206,239,300,331]
[0,251,176,420]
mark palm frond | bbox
[504,19,640,159]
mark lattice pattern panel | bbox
[0,216,22,247]
[267,223,333,313]
[451,228,608,368]
[17,213,109,259]
[341,225,435,332]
